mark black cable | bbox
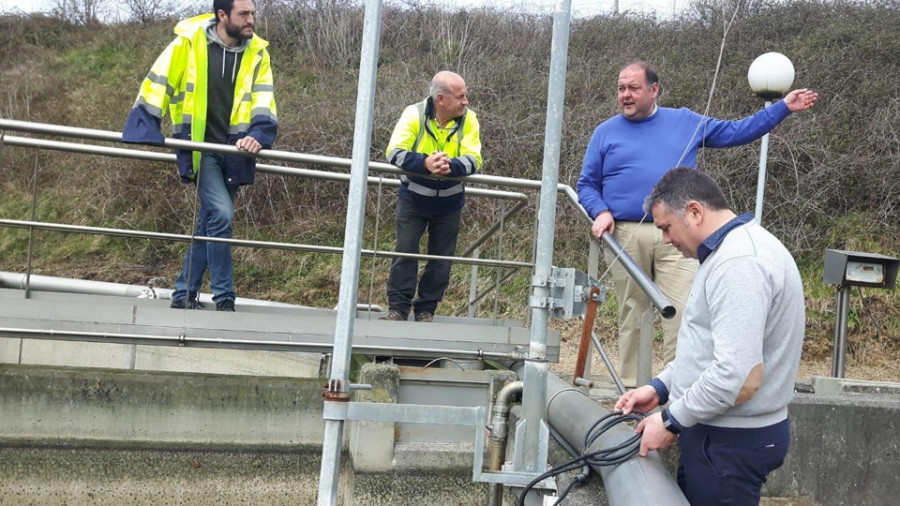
[516,410,648,506]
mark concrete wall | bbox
[764,393,900,506]
[650,392,900,506]
[0,363,496,505]
[0,364,326,445]
[4,364,897,505]
[0,336,324,378]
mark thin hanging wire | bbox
[492,205,505,320]
[25,152,39,300]
[178,154,205,323]
[365,175,385,318]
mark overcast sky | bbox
[0,0,686,20]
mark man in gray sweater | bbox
[615,167,805,505]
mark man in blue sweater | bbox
[616,167,805,505]
[577,61,816,386]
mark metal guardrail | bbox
[0,118,673,318]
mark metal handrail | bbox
[0,219,531,269]
[0,136,532,268]
[0,327,514,359]
[1,118,672,317]
[558,185,675,318]
[1,134,530,202]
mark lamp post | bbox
[747,52,794,224]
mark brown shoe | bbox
[414,312,434,323]
[379,310,406,321]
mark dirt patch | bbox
[550,318,900,386]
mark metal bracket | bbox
[328,401,553,490]
[531,268,605,320]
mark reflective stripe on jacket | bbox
[122,14,277,186]
[385,97,481,213]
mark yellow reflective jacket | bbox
[385,97,482,213]
[123,14,277,185]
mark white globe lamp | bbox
[748,52,795,224]
[747,52,795,100]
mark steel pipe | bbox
[489,380,525,506]
[0,219,530,269]
[1,118,538,189]
[0,326,512,359]
[317,0,385,502]
[541,370,689,506]
[559,185,675,319]
[1,135,529,202]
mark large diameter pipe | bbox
[543,371,688,506]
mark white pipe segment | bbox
[0,271,301,308]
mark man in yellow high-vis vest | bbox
[381,71,482,322]
[123,0,277,312]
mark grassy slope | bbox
[0,2,897,378]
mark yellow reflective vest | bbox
[385,97,482,213]
[123,14,277,185]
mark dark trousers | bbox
[677,418,790,505]
[386,198,462,318]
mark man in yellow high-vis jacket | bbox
[123,0,277,312]
[381,71,482,322]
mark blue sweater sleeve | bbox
[576,126,610,219]
[697,100,792,148]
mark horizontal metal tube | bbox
[3,120,672,315]
[0,119,540,189]
[559,185,675,319]
[0,118,389,171]
[0,326,512,359]
[0,219,531,269]
[2,135,529,203]
[4,135,526,268]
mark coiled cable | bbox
[517,410,648,506]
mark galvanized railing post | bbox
[317,0,383,504]
[520,0,572,479]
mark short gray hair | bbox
[429,80,451,101]
[644,167,729,216]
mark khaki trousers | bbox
[606,222,697,387]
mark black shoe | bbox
[171,297,205,310]
[216,299,235,312]
[379,310,406,321]
[414,312,434,323]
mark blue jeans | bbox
[386,198,462,318]
[172,154,238,304]
[677,418,790,505]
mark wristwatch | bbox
[660,409,680,435]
